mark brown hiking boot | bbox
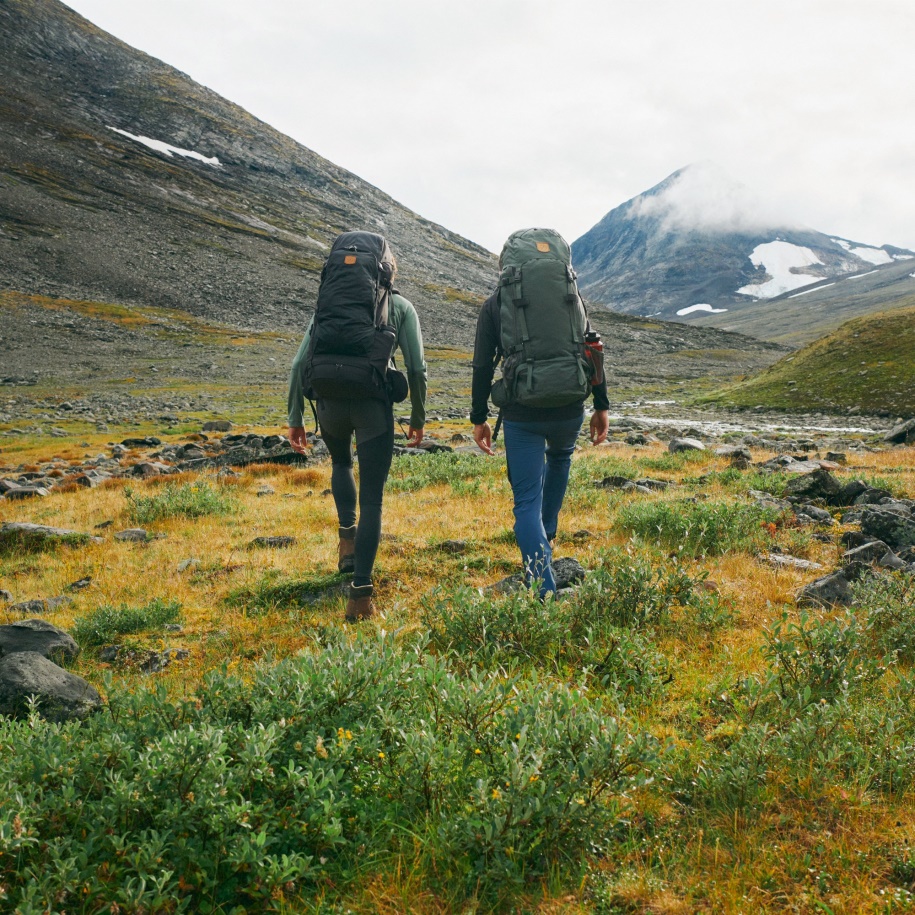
[338,525,356,574]
[345,583,375,623]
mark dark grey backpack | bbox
[303,231,398,401]
[490,228,593,409]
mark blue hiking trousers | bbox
[502,413,583,596]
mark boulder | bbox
[794,504,835,525]
[885,418,915,445]
[860,508,915,552]
[202,420,233,432]
[0,651,102,722]
[0,522,102,546]
[669,437,705,453]
[798,570,854,607]
[843,541,891,564]
[0,619,79,661]
[783,469,842,503]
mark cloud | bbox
[629,163,804,235]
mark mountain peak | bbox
[629,162,797,236]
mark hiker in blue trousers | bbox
[471,228,609,597]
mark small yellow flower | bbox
[491,788,501,800]
[378,751,385,759]
[474,748,482,755]
[529,775,538,783]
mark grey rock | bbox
[249,535,296,549]
[202,420,233,432]
[860,508,915,552]
[8,596,69,614]
[843,541,891,564]
[256,485,275,496]
[177,558,200,572]
[0,651,101,722]
[885,418,915,445]
[798,570,854,607]
[488,557,586,595]
[878,551,908,571]
[794,504,835,525]
[764,553,823,571]
[0,521,102,545]
[68,577,92,591]
[114,528,151,542]
[4,485,49,500]
[825,452,847,464]
[0,619,79,661]
[669,437,705,453]
[783,469,842,503]
[714,445,753,462]
[0,589,11,603]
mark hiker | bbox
[471,228,610,597]
[287,231,427,622]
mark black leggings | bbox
[316,398,395,587]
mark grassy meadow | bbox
[2,411,915,913]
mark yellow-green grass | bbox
[2,437,915,911]
[702,302,915,415]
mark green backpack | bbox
[490,228,593,409]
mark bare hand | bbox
[589,410,609,445]
[288,426,310,455]
[407,426,424,447]
[473,422,495,456]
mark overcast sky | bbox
[64,0,915,254]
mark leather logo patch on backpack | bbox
[344,255,357,265]
[536,242,550,252]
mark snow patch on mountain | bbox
[737,241,822,298]
[676,304,728,316]
[850,246,892,266]
[108,127,221,167]
[789,283,835,298]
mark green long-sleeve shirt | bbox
[287,292,428,429]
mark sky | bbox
[63,0,915,254]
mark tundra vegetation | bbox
[1,370,914,913]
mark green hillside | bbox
[702,299,915,415]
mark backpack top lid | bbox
[499,228,572,271]
[328,231,396,288]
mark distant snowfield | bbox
[789,282,835,298]
[850,246,892,265]
[676,303,728,316]
[849,270,878,279]
[831,237,895,265]
[737,241,822,298]
[108,127,221,167]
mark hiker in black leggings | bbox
[317,398,395,590]
[288,287,427,622]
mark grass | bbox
[124,480,238,524]
[1,418,914,911]
[71,597,182,647]
[702,301,915,415]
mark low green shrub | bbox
[0,635,659,910]
[0,528,89,559]
[617,498,781,557]
[125,481,237,524]
[71,598,182,647]
[856,574,915,662]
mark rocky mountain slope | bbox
[572,164,914,334]
[704,299,915,416]
[0,0,496,343]
[682,256,915,346]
